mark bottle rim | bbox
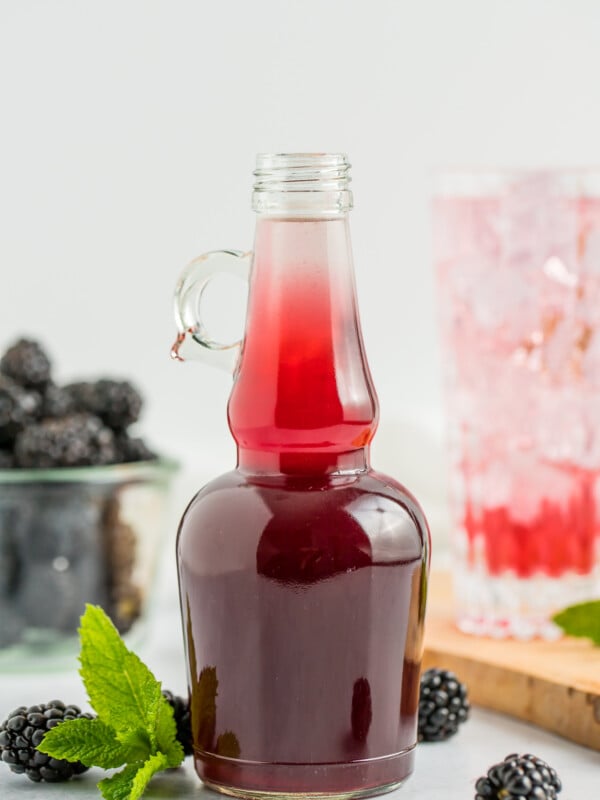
[252,153,353,214]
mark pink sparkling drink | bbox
[434,170,600,638]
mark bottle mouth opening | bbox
[252,153,353,214]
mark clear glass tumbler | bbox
[434,170,600,638]
[0,458,178,668]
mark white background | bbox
[2,0,600,525]
[1,6,600,796]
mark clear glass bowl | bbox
[0,458,178,668]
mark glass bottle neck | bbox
[228,213,378,475]
[252,153,353,217]
[237,447,369,475]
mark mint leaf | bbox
[98,754,170,800]
[79,605,164,739]
[553,600,600,645]
[39,717,142,768]
[78,606,155,732]
[99,764,139,800]
[39,605,188,800]
[129,753,170,799]
[155,700,184,767]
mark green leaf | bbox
[99,764,139,800]
[98,754,170,800]
[36,604,186,800]
[114,727,152,758]
[553,600,600,645]
[155,698,185,767]
[129,752,170,800]
[79,605,163,737]
[38,717,142,768]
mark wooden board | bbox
[423,572,600,751]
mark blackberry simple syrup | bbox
[174,154,430,799]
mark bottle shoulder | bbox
[181,468,426,516]
[364,469,430,540]
[177,468,429,573]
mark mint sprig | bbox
[553,600,600,645]
[38,605,184,800]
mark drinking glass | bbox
[434,169,600,638]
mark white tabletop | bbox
[0,474,598,799]
[0,713,598,799]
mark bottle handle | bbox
[171,249,252,372]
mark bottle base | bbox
[203,778,407,800]
[195,747,415,799]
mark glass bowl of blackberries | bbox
[0,338,178,665]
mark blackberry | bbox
[475,753,562,799]
[114,432,156,463]
[41,383,74,419]
[14,413,116,468]
[0,381,41,446]
[67,379,142,430]
[418,667,469,742]
[0,700,92,782]
[162,690,193,756]
[0,339,51,389]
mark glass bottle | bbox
[173,154,430,799]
